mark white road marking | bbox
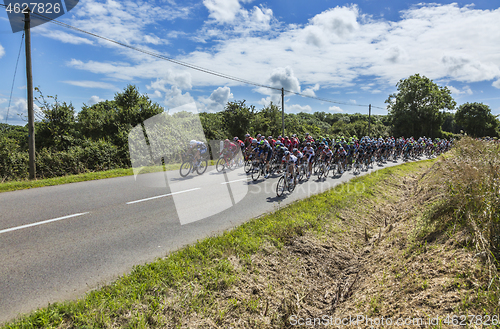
[220,178,249,184]
[126,188,201,205]
[0,212,90,235]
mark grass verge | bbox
[3,142,498,328]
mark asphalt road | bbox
[0,158,411,323]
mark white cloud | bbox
[34,28,94,45]
[269,66,301,93]
[493,80,500,89]
[287,104,312,113]
[87,95,105,105]
[0,44,5,59]
[198,86,233,112]
[329,106,343,112]
[448,85,473,95]
[203,0,241,23]
[64,3,500,103]
[302,84,320,97]
[0,98,7,104]
[147,70,193,91]
[164,86,196,110]
[63,81,117,89]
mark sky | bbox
[1,0,500,126]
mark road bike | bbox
[179,152,208,177]
[276,166,296,197]
[251,159,270,181]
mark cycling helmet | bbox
[259,140,265,145]
[268,136,272,140]
[306,142,311,146]
[252,139,258,144]
[190,140,196,146]
[245,133,250,138]
[256,134,261,139]
[284,151,290,156]
[233,137,238,141]
[292,148,298,153]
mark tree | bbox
[386,74,456,138]
[34,88,78,150]
[222,100,254,138]
[455,102,499,137]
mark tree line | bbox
[1,74,498,181]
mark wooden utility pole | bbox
[24,9,36,179]
[368,104,371,137]
[281,88,284,137]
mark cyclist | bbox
[303,142,315,178]
[282,150,298,185]
[257,140,273,173]
[189,140,207,166]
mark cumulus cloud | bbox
[87,96,105,105]
[62,2,500,107]
[329,106,343,112]
[64,81,117,89]
[204,0,241,23]
[164,86,196,110]
[0,44,5,58]
[269,66,301,93]
[287,104,312,113]
[198,86,233,112]
[447,85,473,96]
[147,70,193,92]
[302,84,320,97]
[493,80,500,89]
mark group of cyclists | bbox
[186,133,453,195]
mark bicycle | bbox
[216,150,236,172]
[317,159,330,180]
[179,152,208,177]
[276,166,296,197]
[251,158,269,181]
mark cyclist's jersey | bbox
[258,143,272,155]
[192,141,207,154]
[225,142,238,153]
[303,147,315,161]
[322,148,333,159]
[337,148,347,156]
[282,154,298,164]
[235,140,245,149]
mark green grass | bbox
[2,159,436,328]
[0,161,217,193]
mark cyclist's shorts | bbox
[266,151,273,162]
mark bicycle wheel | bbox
[196,159,208,175]
[244,159,252,173]
[251,166,261,181]
[276,176,286,197]
[298,165,305,182]
[216,157,226,172]
[337,161,343,175]
[287,174,296,192]
[318,163,325,179]
[179,161,192,177]
[353,162,360,175]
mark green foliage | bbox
[455,102,499,137]
[386,74,456,138]
[34,88,78,151]
[222,100,255,138]
[0,136,28,181]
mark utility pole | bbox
[25,9,36,179]
[281,87,285,137]
[368,104,371,137]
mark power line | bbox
[0,4,387,110]
[5,32,25,124]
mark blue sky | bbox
[1,0,500,126]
